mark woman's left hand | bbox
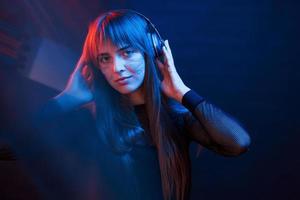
[156,40,191,103]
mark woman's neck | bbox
[126,87,145,105]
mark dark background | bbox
[0,0,299,199]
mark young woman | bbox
[39,9,250,200]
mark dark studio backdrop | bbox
[0,0,299,199]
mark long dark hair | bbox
[82,9,191,200]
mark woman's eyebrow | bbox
[97,53,109,57]
[117,45,131,52]
[98,45,131,56]
[96,54,110,64]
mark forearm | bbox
[31,92,80,127]
[182,90,251,156]
[54,92,84,113]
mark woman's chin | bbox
[114,87,133,95]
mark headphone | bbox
[130,10,166,61]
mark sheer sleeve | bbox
[181,90,251,156]
[30,98,67,129]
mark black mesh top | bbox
[14,89,250,200]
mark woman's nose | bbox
[113,55,126,73]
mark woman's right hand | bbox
[54,55,94,111]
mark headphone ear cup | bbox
[150,32,164,61]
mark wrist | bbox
[181,89,205,112]
[174,85,191,103]
[54,91,82,112]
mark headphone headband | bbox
[129,10,166,59]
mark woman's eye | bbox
[122,50,135,57]
[99,55,111,63]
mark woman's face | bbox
[96,40,145,95]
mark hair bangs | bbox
[102,12,148,53]
[84,11,152,67]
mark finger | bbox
[165,40,171,51]
[165,40,173,59]
[77,61,87,73]
[164,40,171,53]
[156,58,165,70]
[162,40,169,54]
[162,46,173,65]
[84,65,95,86]
[86,73,94,86]
[73,55,88,75]
[160,49,168,64]
[82,64,92,79]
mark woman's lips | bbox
[116,76,132,85]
